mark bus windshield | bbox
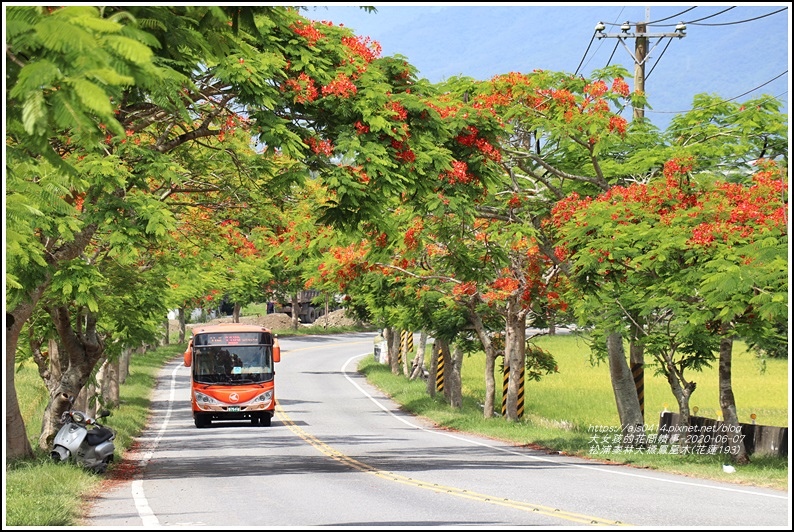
[192,345,274,384]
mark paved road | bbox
[84,332,790,528]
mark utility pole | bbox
[594,19,686,121]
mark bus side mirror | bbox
[183,341,193,367]
[273,345,281,363]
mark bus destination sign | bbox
[202,332,262,346]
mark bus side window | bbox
[196,350,214,375]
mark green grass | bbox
[467,334,789,428]
[240,302,272,316]
[359,332,789,491]
[6,330,787,526]
[5,320,370,527]
[6,343,186,526]
[276,323,374,337]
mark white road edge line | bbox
[341,352,787,500]
[131,360,183,526]
[131,346,786,526]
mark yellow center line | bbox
[276,405,630,526]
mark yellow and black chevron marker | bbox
[631,362,645,420]
[517,363,525,420]
[435,345,444,392]
[501,358,508,417]
[404,331,414,358]
[501,358,525,419]
[398,330,405,366]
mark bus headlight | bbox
[194,392,221,405]
[252,391,273,405]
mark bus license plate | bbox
[228,406,241,412]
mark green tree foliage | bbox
[550,158,788,433]
[7,5,787,461]
[4,5,470,457]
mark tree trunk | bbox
[409,330,427,380]
[385,327,400,375]
[607,332,644,445]
[162,318,170,345]
[5,223,98,460]
[50,338,64,383]
[37,391,74,452]
[5,306,36,460]
[447,344,464,408]
[664,360,693,443]
[37,305,107,450]
[104,356,120,408]
[290,294,300,330]
[96,359,109,410]
[119,347,132,384]
[86,382,98,418]
[75,383,89,412]
[178,307,186,343]
[427,341,438,397]
[718,333,750,464]
[467,305,498,418]
[30,337,62,393]
[483,348,497,418]
[233,302,241,323]
[629,317,645,423]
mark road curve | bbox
[83,332,790,528]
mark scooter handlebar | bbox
[60,408,111,427]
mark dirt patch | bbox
[167,309,360,337]
[311,308,360,328]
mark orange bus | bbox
[183,323,281,428]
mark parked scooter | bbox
[50,404,116,474]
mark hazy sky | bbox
[306,4,790,131]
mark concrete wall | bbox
[658,412,787,458]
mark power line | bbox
[687,7,788,26]
[646,7,698,25]
[592,21,687,120]
[599,7,735,27]
[644,72,789,116]
[603,7,787,28]
[574,7,626,75]
[680,6,736,24]
[644,38,676,82]
[573,33,598,77]
[605,39,620,68]
[576,7,787,127]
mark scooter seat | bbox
[86,427,114,446]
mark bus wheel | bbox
[260,414,272,427]
[195,414,211,428]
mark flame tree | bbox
[550,158,787,461]
[5,5,472,458]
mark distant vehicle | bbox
[183,323,281,428]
